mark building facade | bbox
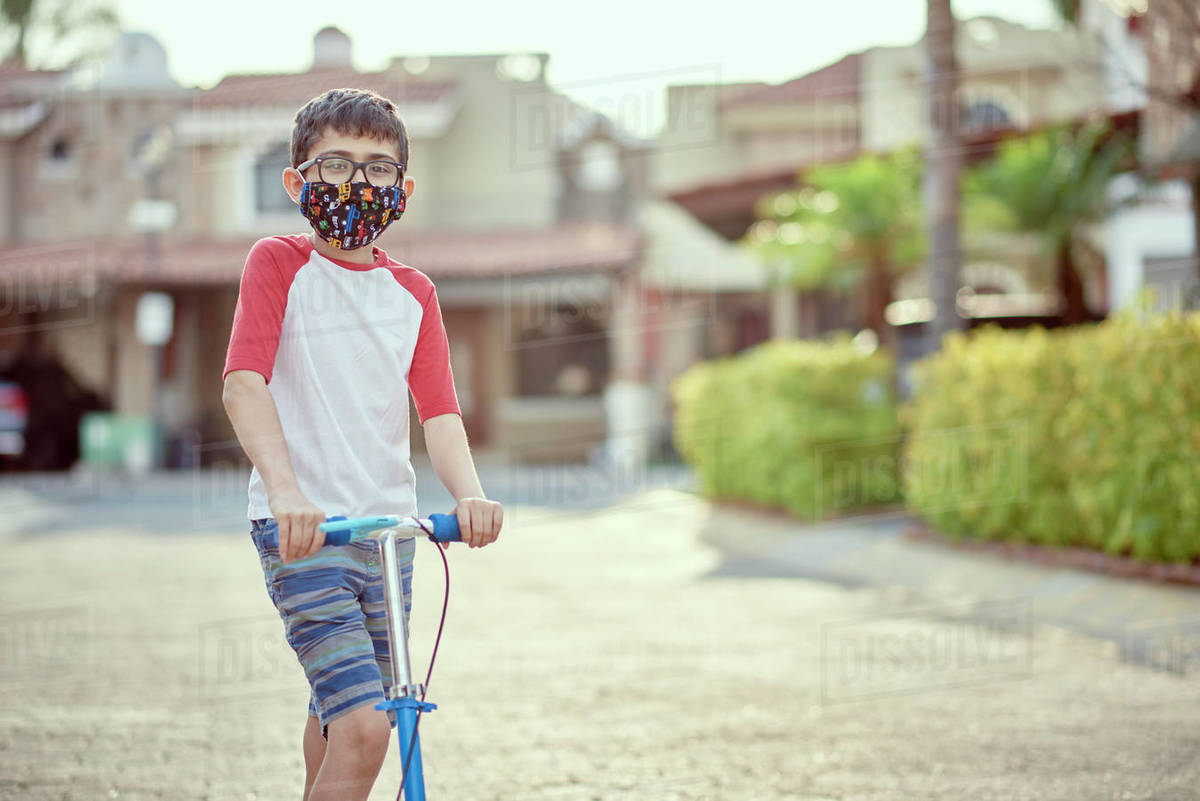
[0,29,653,469]
[1099,0,1198,311]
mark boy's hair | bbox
[291,88,410,171]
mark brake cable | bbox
[394,522,452,800]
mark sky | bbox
[105,0,1064,137]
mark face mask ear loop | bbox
[285,166,308,205]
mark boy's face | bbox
[282,126,416,204]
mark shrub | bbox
[903,311,1200,562]
[672,336,901,519]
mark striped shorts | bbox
[250,517,415,740]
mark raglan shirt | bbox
[222,234,461,521]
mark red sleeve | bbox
[409,284,461,423]
[222,238,298,383]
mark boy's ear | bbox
[282,167,306,204]
[403,175,415,199]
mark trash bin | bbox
[79,412,158,474]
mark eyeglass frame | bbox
[295,154,407,187]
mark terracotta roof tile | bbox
[194,68,457,108]
[0,223,642,286]
[380,223,643,278]
[0,59,64,79]
[720,53,861,108]
[0,60,67,105]
[717,82,770,103]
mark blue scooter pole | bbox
[364,513,459,800]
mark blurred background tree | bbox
[965,121,1137,324]
[745,152,926,346]
[1046,0,1080,22]
[1,0,118,69]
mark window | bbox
[254,143,294,215]
[39,133,79,180]
[515,308,608,397]
[129,125,174,175]
[960,101,1011,134]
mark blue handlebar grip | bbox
[317,514,355,545]
[428,513,461,542]
[260,515,347,549]
[322,529,354,546]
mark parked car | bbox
[0,351,107,471]
[0,379,28,467]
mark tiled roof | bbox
[720,53,861,108]
[0,223,642,286]
[0,59,67,105]
[663,163,810,241]
[381,223,643,278]
[194,68,457,108]
[716,82,770,103]
[0,59,64,80]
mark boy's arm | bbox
[422,413,502,549]
[408,279,501,549]
[222,369,325,564]
[223,239,324,564]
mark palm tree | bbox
[745,152,926,345]
[1,0,34,64]
[965,122,1137,324]
[923,0,964,349]
[1,0,117,68]
[1047,0,1079,22]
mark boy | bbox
[222,87,502,801]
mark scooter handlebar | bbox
[427,513,461,543]
[257,513,461,549]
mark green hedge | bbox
[672,336,901,519]
[903,311,1200,563]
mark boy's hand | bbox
[453,497,503,549]
[269,487,327,564]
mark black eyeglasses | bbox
[296,155,406,187]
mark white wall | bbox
[420,55,560,229]
[651,84,750,195]
[860,17,1104,152]
[1105,177,1196,310]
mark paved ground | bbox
[703,506,1200,653]
[1,472,1199,800]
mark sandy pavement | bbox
[1,489,1198,800]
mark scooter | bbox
[262,512,461,800]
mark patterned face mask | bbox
[299,181,406,251]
